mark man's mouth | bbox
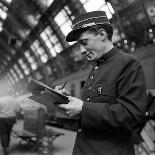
[86,51,93,59]
[82,50,94,60]
[87,53,92,59]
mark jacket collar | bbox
[96,46,118,65]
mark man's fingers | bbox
[58,104,68,109]
[55,86,62,91]
[55,86,70,96]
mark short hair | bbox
[86,24,113,41]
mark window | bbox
[7,73,15,85]
[18,58,30,75]
[13,64,24,79]
[25,50,38,70]
[0,1,10,32]
[10,68,19,82]
[54,8,72,37]
[0,3,8,20]
[31,40,48,63]
[54,7,76,45]
[40,26,63,57]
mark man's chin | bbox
[87,55,94,61]
[87,56,97,61]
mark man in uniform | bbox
[56,11,147,155]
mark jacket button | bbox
[90,75,94,79]
[87,98,90,101]
[95,66,98,70]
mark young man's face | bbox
[77,30,106,61]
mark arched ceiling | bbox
[0,0,54,75]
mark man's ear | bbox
[98,28,107,41]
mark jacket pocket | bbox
[90,83,115,102]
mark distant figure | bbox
[0,96,21,155]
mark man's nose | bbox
[80,45,87,54]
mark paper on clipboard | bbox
[26,79,69,105]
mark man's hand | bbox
[55,85,70,96]
[57,96,83,117]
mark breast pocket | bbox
[90,83,115,102]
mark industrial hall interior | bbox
[0,0,154,155]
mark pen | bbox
[61,82,67,89]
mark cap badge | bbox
[79,22,96,29]
[72,22,96,29]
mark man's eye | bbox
[82,41,87,46]
[79,40,87,46]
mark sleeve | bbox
[81,58,148,132]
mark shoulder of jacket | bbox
[117,51,140,64]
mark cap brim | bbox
[66,28,89,42]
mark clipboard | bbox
[26,79,69,105]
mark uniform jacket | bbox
[73,47,147,155]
